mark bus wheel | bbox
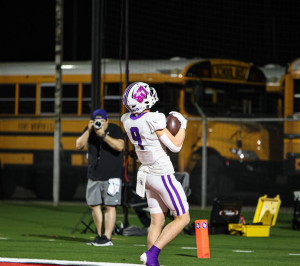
[189,155,234,206]
[0,165,17,199]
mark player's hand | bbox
[88,120,94,132]
[169,111,187,129]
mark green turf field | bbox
[0,202,299,266]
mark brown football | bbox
[166,114,181,136]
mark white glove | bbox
[169,111,187,129]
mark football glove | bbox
[169,111,187,129]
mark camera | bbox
[93,120,102,130]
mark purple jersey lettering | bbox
[130,127,144,150]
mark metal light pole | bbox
[125,0,129,87]
[72,0,78,60]
[91,0,103,112]
[123,0,130,229]
[53,0,63,206]
[193,103,207,209]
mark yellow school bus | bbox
[283,58,300,180]
[259,64,286,118]
[0,58,281,202]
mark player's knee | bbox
[151,217,165,228]
[179,212,190,226]
[151,214,166,227]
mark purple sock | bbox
[149,245,161,257]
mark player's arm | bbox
[155,111,187,153]
[156,128,186,147]
[76,120,94,150]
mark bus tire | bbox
[189,155,234,205]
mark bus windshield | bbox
[184,80,281,118]
[147,83,181,115]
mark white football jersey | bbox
[121,111,175,175]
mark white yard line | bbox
[0,257,141,266]
[232,250,254,253]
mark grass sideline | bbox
[0,202,299,266]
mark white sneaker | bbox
[140,252,147,265]
[140,251,160,266]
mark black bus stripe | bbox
[0,132,82,137]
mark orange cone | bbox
[195,220,210,258]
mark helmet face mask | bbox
[123,82,159,114]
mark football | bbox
[166,114,181,136]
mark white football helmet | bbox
[123,82,159,114]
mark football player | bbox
[121,82,190,266]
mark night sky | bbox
[1,0,300,67]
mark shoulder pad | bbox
[145,112,166,133]
[121,113,130,122]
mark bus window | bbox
[294,79,300,113]
[19,84,36,114]
[82,83,91,114]
[184,81,204,115]
[40,83,79,114]
[103,83,122,113]
[150,83,180,116]
[0,84,15,114]
[62,84,78,114]
[185,81,278,118]
[40,83,55,114]
[201,82,252,116]
[184,88,198,115]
